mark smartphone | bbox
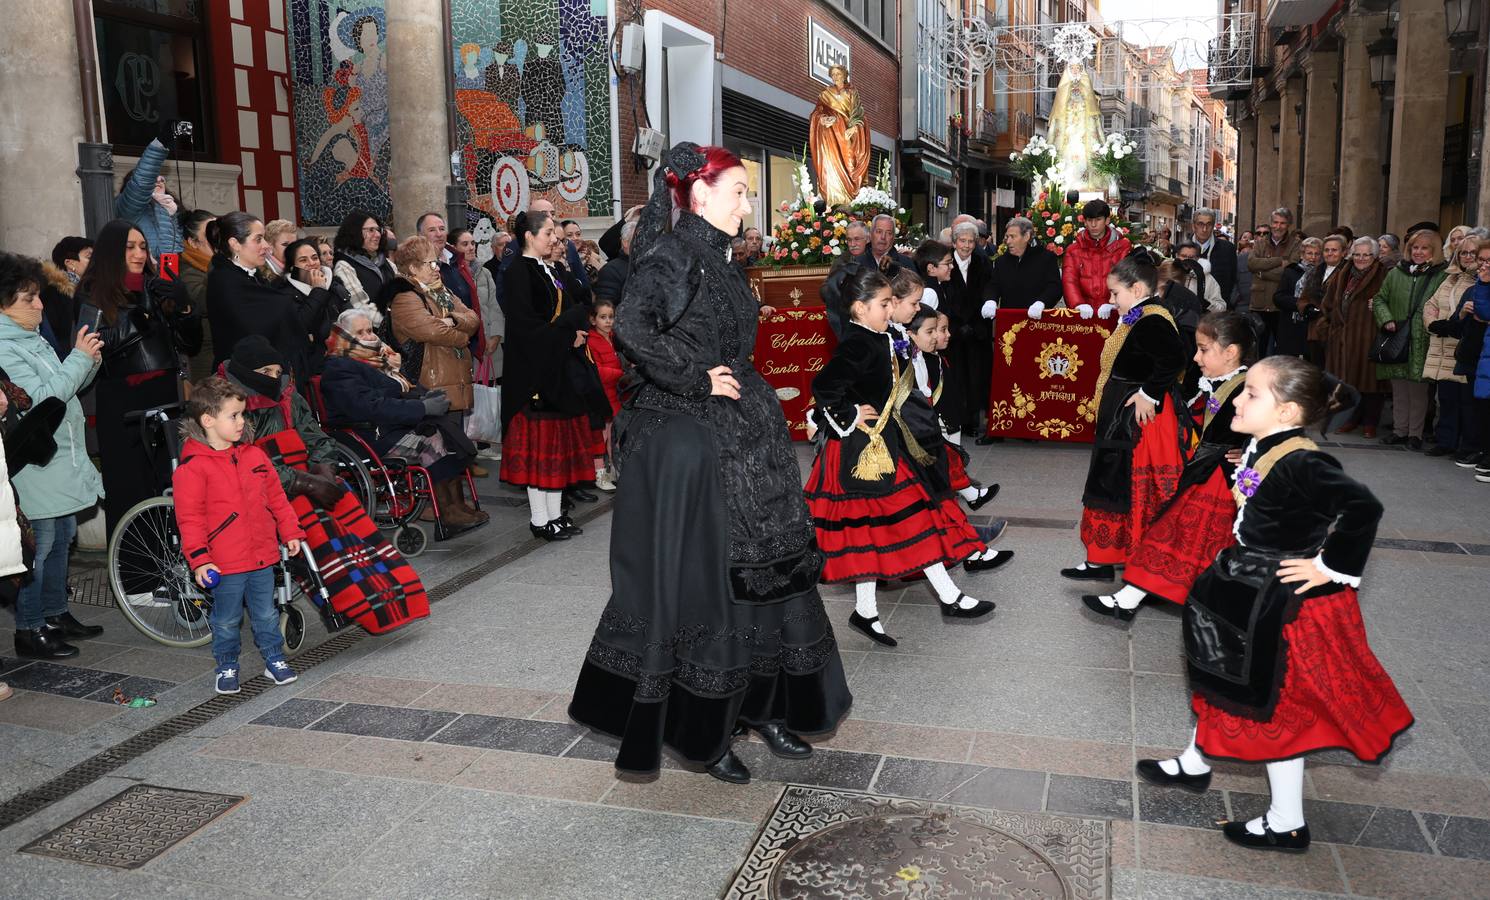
[79,305,103,335]
[158,252,180,282]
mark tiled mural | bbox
[288,0,392,226]
[449,0,613,240]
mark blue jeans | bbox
[208,566,282,668]
[16,515,76,630]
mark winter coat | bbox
[0,314,104,519]
[388,276,479,411]
[332,251,395,326]
[1448,283,1490,398]
[1372,262,1448,382]
[1321,260,1390,394]
[282,267,341,377]
[1062,227,1132,310]
[221,367,342,488]
[76,278,198,379]
[39,263,77,359]
[0,436,22,578]
[475,265,503,378]
[989,244,1063,311]
[1198,236,1238,306]
[587,328,623,416]
[171,430,304,577]
[1246,231,1303,313]
[207,258,318,381]
[593,255,630,305]
[319,354,429,453]
[1421,267,1476,383]
[114,139,183,257]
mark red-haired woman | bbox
[569,144,851,785]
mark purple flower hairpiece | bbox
[1120,306,1143,326]
[892,338,911,359]
[1235,466,1262,498]
[1205,395,1222,415]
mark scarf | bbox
[153,192,178,216]
[326,324,413,392]
[450,253,486,355]
[1293,262,1315,299]
[182,244,212,273]
[123,271,146,293]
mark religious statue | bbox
[810,65,870,207]
[1047,61,1105,193]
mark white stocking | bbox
[924,563,978,609]
[958,485,982,502]
[544,489,563,521]
[527,488,548,527]
[1096,584,1147,610]
[1158,727,1211,776]
[1249,757,1306,833]
[854,582,884,633]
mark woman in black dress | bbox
[568,144,851,784]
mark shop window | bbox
[836,0,895,45]
[94,0,214,158]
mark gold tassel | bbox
[852,430,895,480]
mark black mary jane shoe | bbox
[939,593,996,619]
[747,723,813,759]
[1081,593,1137,622]
[1220,819,1311,853]
[964,549,1014,574]
[529,522,572,542]
[1059,564,1115,582]
[847,611,898,647]
[705,748,752,785]
[554,515,584,536]
[966,483,1001,510]
[45,612,104,640]
[566,487,599,504]
[1136,758,1212,794]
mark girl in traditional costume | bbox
[805,265,1002,649]
[1062,252,1186,584]
[1138,356,1413,853]
[1084,311,1253,617]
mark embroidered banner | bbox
[753,309,836,441]
[985,307,1113,443]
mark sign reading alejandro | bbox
[986,307,1113,443]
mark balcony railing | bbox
[1168,176,1184,196]
[977,108,1007,143]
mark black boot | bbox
[15,628,80,659]
[1136,758,1212,793]
[1220,819,1311,853]
[45,612,103,640]
[750,723,813,759]
[705,748,752,784]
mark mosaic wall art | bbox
[450,0,614,247]
[287,0,393,226]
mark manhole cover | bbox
[20,784,245,869]
[725,786,1108,899]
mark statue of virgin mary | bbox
[1047,62,1105,193]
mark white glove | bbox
[1076,304,1094,320]
[980,299,999,319]
[1097,303,1116,320]
[1026,300,1046,320]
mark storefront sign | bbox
[808,19,850,86]
[985,307,1112,443]
[754,308,836,440]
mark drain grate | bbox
[20,784,244,869]
[725,786,1109,899]
[0,499,613,832]
[67,568,116,609]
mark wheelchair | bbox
[308,376,484,554]
[107,404,349,652]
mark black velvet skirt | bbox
[567,414,852,774]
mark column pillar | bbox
[1276,78,1304,224]
[1300,51,1340,236]
[1476,45,1490,225]
[1337,11,1388,234]
[1385,0,1449,232]
[386,0,452,235]
[1237,116,1259,230]
[0,0,88,257]
[1254,98,1281,228]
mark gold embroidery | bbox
[1232,436,1319,508]
[1092,304,1178,411]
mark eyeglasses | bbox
[421,259,440,268]
[361,226,382,234]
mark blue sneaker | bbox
[215,665,241,695]
[264,659,297,685]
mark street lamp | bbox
[1367,27,1398,95]
[1444,0,1483,46]
[1270,122,1280,152]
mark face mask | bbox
[4,304,43,331]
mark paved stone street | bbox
[2,434,1488,899]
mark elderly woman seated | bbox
[319,308,485,531]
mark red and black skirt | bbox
[500,409,593,490]
[806,440,984,583]
[1193,587,1414,764]
[1124,467,1236,604]
[1079,403,1184,565]
[946,443,973,491]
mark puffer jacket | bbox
[1061,227,1132,309]
[1246,231,1303,312]
[0,314,104,519]
[1421,266,1475,382]
[171,425,304,576]
[387,277,479,411]
[114,139,183,257]
[1373,261,1448,382]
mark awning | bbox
[920,160,954,180]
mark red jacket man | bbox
[1061,200,1132,313]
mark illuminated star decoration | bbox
[1235,466,1262,497]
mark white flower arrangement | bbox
[1091,131,1140,180]
[851,186,896,208]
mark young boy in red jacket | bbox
[174,377,306,695]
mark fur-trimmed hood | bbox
[42,262,76,297]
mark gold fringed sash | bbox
[1092,304,1178,411]
[1231,436,1318,508]
[852,352,934,480]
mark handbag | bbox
[1370,321,1411,364]
[464,356,501,443]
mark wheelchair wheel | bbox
[280,604,308,657]
[325,443,377,518]
[394,524,428,557]
[109,497,212,648]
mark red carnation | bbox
[1046,227,1056,237]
